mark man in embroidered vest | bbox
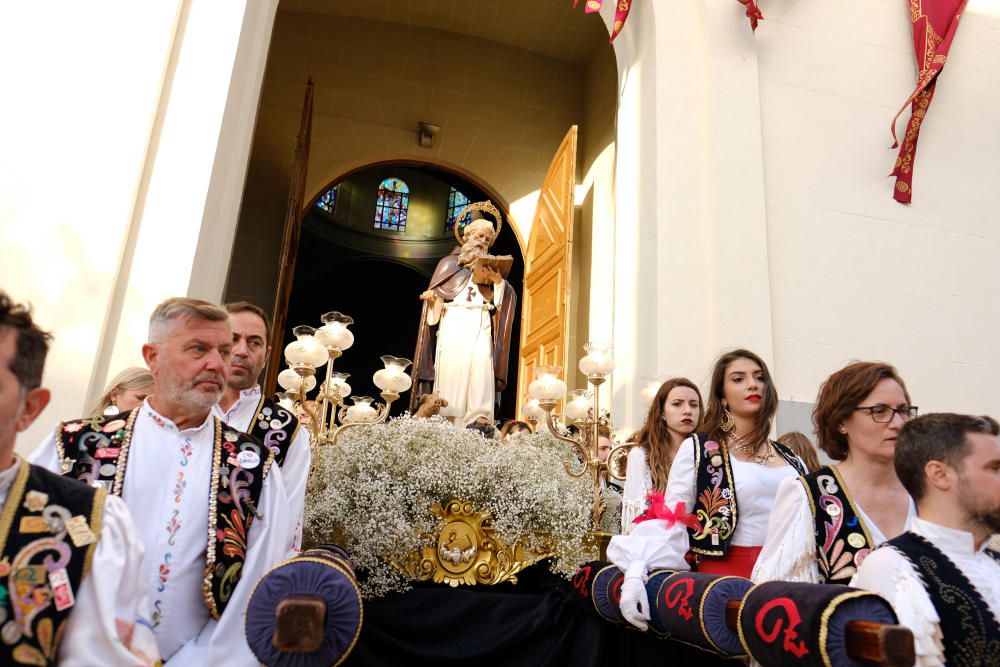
[852,413,1000,666]
[32,297,294,666]
[213,301,310,551]
[0,290,158,665]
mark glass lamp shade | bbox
[316,311,355,351]
[521,398,545,420]
[277,368,317,393]
[344,396,377,423]
[373,355,412,393]
[564,389,592,422]
[639,377,663,406]
[327,372,351,398]
[578,342,615,376]
[527,365,566,401]
[285,326,330,367]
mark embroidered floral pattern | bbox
[150,438,191,629]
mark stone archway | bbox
[279,161,525,419]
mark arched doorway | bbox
[281,162,524,420]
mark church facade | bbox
[6,0,999,448]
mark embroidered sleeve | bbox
[751,476,818,584]
[620,447,651,535]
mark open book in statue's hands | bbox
[471,255,513,284]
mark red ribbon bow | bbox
[632,493,701,531]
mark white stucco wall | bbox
[757,0,1000,415]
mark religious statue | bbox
[410,201,517,427]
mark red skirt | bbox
[694,545,762,579]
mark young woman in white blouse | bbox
[610,349,805,631]
[620,378,702,534]
[752,361,916,584]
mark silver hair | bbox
[148,297,228,343]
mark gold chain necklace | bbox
[729,431,774,466]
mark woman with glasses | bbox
[609,350,805,631]
[752,361,917,585]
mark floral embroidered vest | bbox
[689,433,804,558]
[885,532,1000,665]
[0,459,104,666]
[799,465,874,583]
[245,396,300,467]
[55,409,274,619]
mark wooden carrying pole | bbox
[723,600,915,666]
[264,79,314,396]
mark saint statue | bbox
[410,202,517,427]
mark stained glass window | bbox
[374,177,409,231]
[317,184,338,215]
[445,188,471,232]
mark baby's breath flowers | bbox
[304,415,594,597]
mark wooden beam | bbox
[264,79,314,396]
[724,599,915,666]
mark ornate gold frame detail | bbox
[393,499,555,587]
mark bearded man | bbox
[411,209,517,427]
[851,413,1000,666]
[214,301,310,550]
[33,297,293,666]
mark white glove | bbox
[619,576,650,631]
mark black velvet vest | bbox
[55,408,274,619]
[689,433,804,558]
[0,460,104,665]
[799,465,875,583]
[245,396,301,467]
[885,532,1000,666]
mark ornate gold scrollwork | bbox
[393,499,555,587]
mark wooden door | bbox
[516,126,578,415]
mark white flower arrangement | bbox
[304,415,595,597]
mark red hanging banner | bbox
[571,0,633,43]
[738,0,764,32]
[889,0,968,203]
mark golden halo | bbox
[454,200,503,245]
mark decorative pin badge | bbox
[269,419,282,430]
[825,503,841,517]
[65,515,97,547]
[237,451,260,470]
[49,568,75,611]
[710,455,723,468]
[99,463,116,477]
[224,432,239,443]
[847,532,866,549]
[18,516,50,533]
[23,491,49,512]
[94,447,121,459]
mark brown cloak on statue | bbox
[409,247,518,413]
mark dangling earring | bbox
[720,402,735,433]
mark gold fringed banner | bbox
[888,0,968,203]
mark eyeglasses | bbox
[854,405,919,423]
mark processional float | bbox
[241,209,915,665]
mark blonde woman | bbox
[89,367,154,417]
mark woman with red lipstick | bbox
[609,349,804,631]
[620,378,702,534]
[752,361,916,585]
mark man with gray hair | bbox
[33,297,293,666]
[411,208,518,427]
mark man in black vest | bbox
[0,290,158,665]
[852,412,1000,665]
[32,297,294,666]
[214,301,310,550]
